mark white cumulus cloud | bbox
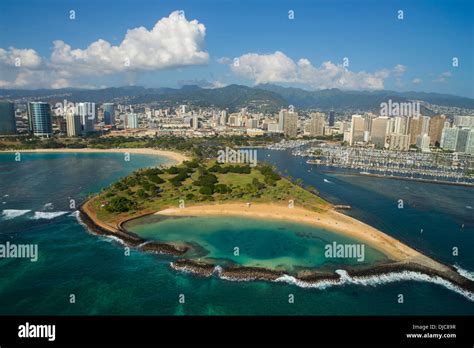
[393,64,407,76]
[0,47,42,69]
[229,51,395,90]
[50,11,208,74]
[0,11,209,88]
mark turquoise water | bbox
[0,151,473,315]
[126,215,388,271]
[259,149,474,271]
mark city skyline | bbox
[0,0,472,97]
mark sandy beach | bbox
[77,199,473,291]
[156,203,455,274]
[1,148,189,164]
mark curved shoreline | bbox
[169,259,474,301]
[79,203,188,256]
[78,201,474,297]
[0,147,190,164]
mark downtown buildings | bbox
[346,112,474,154]
[441,125,474,154]
[0,101,16,135]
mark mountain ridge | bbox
[1,84,472,111]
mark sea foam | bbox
[42,202,54,210]
[274,269,474,302]
[1,209,31,220]
[454,264,474,282]
[30,211,68,220]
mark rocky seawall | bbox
[168,258,474,298]
[78,204,188,256]
[79,202,474,298]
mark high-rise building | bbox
[278,109,287,132]
[393,116,409,135]
[388,133,410,151]
[246,118,258,129]
[220,110,227,126]
[228,115,237,126]
[309,112,325,136]
[420,116,430,135]
[328,111,335,127]
[283,112,298,138]
[76,102,95,133]
[58,117,67,133]
[440,127,458,151]
[27,102,53,137]
[125,113,138,129]
[465,130,474,155]
[350,115,365,145]
[370,116,389,148]
[0,102,16,135]
[363,114,375,142]
[441,127,471,153]
[66,112,82,137]
[192,114,199,130]
[454,115,474,128]
[428,115,446,146]
[456,128,470,152]
[416,133,431,152]
[267,122,280,133]
[103,103,115,126]
[408,116,423,145]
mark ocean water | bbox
[258,149,474,271]
[0,151,473,315]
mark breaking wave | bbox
[171,261,474,301]
[275,270,474,302]
[1,209,31,220]
[100,234,127,246]
[454,264,474,282]
[30,211,68,220]
[42,202,54,210]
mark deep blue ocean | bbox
[0,150,473,315]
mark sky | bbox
[0,0,472,97]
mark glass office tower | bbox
[27,102,53,137]
[103,103,115,126]
[0,101,16,135]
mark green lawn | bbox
[89,159,329,225]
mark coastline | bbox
[156,203,425,263]
[78,200,474,295]
[0,148,190,165]
[79,202,188,255]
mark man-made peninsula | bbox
[78,152,474,294]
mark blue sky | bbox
[0,0,472,97]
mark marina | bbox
[266,142,474,186]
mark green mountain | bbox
[256,84,474,110]
[1,84,472,112]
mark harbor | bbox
[265,142,474,186]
